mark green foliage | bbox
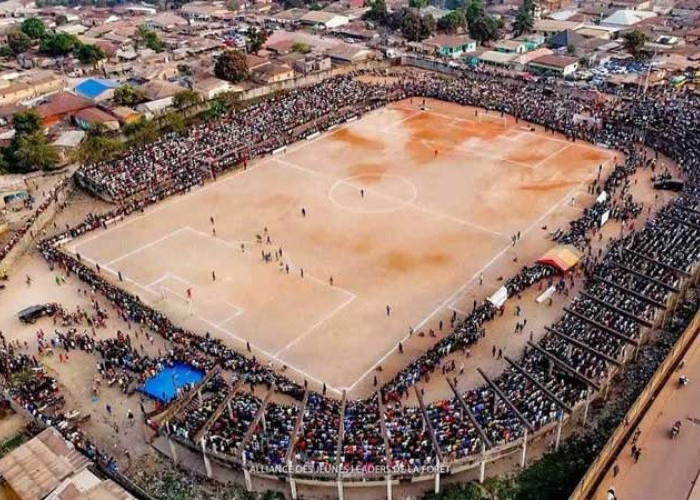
[0,45,12,58]
[214,49,248,83]
[512,435,598,500]
[423,482,484,500]
[13,110,41,135]
[172,89,202,110]
[75,43,105,65]
[292,42,312,54]
[260,490,286,500]
[364,0,387,21]
[246,27,268,54]
[8,131,59,172]
[409,0,428,8]
[39,32,81,56]
[401,9,436,41]
[0,434,26,458]
[465,0,498,43]
[7,30,32,55]
[623,29,647,58]
[21,17,46,39]
[162,110,185,132]
[75,134,124,164]
[123,117,159,146]
[437,10,466,33]
[137,26,164,52]
[513,0,534,36]
[113,84,146,106]
[177,63,194,76]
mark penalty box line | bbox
[71,253,344,396]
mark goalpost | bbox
[159,286,195,316]
[477,113,508,128]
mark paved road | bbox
[594,332,700,500]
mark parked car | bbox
[18,304,57,324]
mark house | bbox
[0,427,136,500]
[140,79,184,101]
[179,1,225,20]
[0,71,63,106]
[333,22,379,42]
[548,29,587,50]
[418,5,451,19]
[326,43,373,63]
[600,9,657,27]
[494,40,527,54]
[272,8,309,26]
[477,50,517,67]
[110,106,141,125]
[528,54,580,76]
[511,47,554,70]
[280,52,332,74]
[73,78,119,101]
[514,34,546,51]
[74,106,120,130]
[194,77,231,99]
[51,129,85,162]
[146,11,188,31]
[300,11,349,29]
[425,35,477,58]
[533,19,582,37]
[35,91,93,125]
[251,61,295,84]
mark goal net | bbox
[477,113,508,128]
[159,286,195,316]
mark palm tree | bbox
[513,0,535,36]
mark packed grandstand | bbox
[3,68,700,486]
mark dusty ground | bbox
[592,329,700,500]
[0,97,682,498]
[63,98,617,398]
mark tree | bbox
[75,43,105,65]
[465,0,498,43]
[513,0,534,36]
[20,17,46,40]
[364,0,387,22]
[172,89,202,111]
[113,84,146,106]
[75,134,124,164]
[123,117,159,146]
[9,131,59,172]
[292,42,312,54]
[55,14,69,26]
[12,110,41,136]
[437,10,466,33]
[623,29,647,58]
[7,30,32,55]
[214,49,248,83]
[136,26,164,52]
[401,10,435,41]
[178,63,194,76]
[422,482,483,500]
[409,0,427,8]
[163,110,185,132]
[39,33,80,56]
[246,27,268,54]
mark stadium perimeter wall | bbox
[1,173,73,271]
[569,294,700,500]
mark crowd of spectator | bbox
[20,69,700,478]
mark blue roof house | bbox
[73,78,119,102]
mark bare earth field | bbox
[63,98,615,397]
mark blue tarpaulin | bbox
[74,78,119,100]
[140,363,204,403]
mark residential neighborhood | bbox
[0,0,695,173]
